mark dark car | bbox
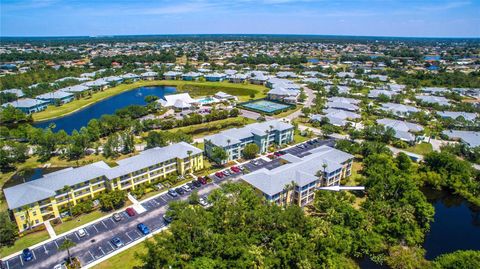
[126,207,136,217]
[187,182,196,190]
[168,189,178,197]
[137,223,150,235]
[175,187,185,195]
[163,215,173,224]
[192,180,202,188]
[0,260,5,269]
[111,237,124,248]
[278,150,286,155]
[22,248,33,262]
[112,213,122,222]
[198,177,207,185]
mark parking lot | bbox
[4,137,337,269]
[4,182,218,269]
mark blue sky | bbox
[1,0,479,37]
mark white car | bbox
[53,262,67,269]
[199,197,209,207]
[182,185,191,192]
[77,228,87,238]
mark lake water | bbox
[423,190,480,260]
[34,86,176,134]
[359,190,480,268]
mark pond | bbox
[423,190,480,260]
[4,167,67,189]
[359,190,480,268]
[34,86,176,134]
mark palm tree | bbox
[22,206,33,231]
[59,238,76,264]
[61,185,73,217]
[322,162,328,185]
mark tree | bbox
[242,143,259,159]
[145,131,167,149]
[59,238,76,264]
[210,146,228,164]
[103,133,120,158]
[0,212,18,247]
[99,190,127,211]
[144,95,159,103]
[433,250,480,269]
[61,185,73,217]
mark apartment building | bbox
[204,120,294,163]
[242,146,354,207]
[3,142,203,231]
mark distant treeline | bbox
[2,34,479,46]
[91,52,176,68]
[0,51,83,62]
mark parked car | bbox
[215,172,224,178]
[222,170,230,176]
[168,189,178,197]
[163,215,173,224]
[0,260,5,269]
[231,166,241,173]
[53,262,67,269]
[77,228,87,238]
[22,248,33,261]
[112,213,122,222]
[175,187,185,195]
[198,177,208,185]
[137,223,150,235]
[111,237,124,248]
[199,197,209,207]
[278,150,286,155]
[192,180,202,188]
[126,207,136,217]
[187,182,196,190]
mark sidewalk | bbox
[44,220,57,239]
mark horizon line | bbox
[1,33,480,40]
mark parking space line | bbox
[99,246,105,255]
[102,220,108,229]
[88,250,95,260]
[32,249,36,260]
[5,260,9,269]
[43,245,48,255]
[54,240,59,249]
[75,232,80,240]
[93,224,99,233]
[108,241,115,250]
[19,256,23,266]
[125,232,133,241]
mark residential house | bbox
[377,118,424,143]
[36,90,74,104]
[2,98,48,114]
[442,130,480,148]
[380,103,419,117]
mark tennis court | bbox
[242,100,290,113]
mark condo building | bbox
[242,146,354,207]
[204,120,294,163]
[3,142,203,231]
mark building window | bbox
[35,220,40,224]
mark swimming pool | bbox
[242,100,290,113]
[196,97,219,104]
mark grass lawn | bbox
[0,229,50,257]
[33,80,267,121]
[293,130,312,143]
[149,116,256,139]
[93,239,149,269]
[53,210,106,235]
[406,142,433,155]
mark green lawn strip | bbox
[155,116,256,138]
[293,130,312,143]
[92,239,149,269]
[406,142,433,155]
[33,80,267,121]
[0,229,50,257]
[53,210,106,235]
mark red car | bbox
[215,172,224,178]
[198,177,208,185]
[230,166,241,173]
[126,207,136,217]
